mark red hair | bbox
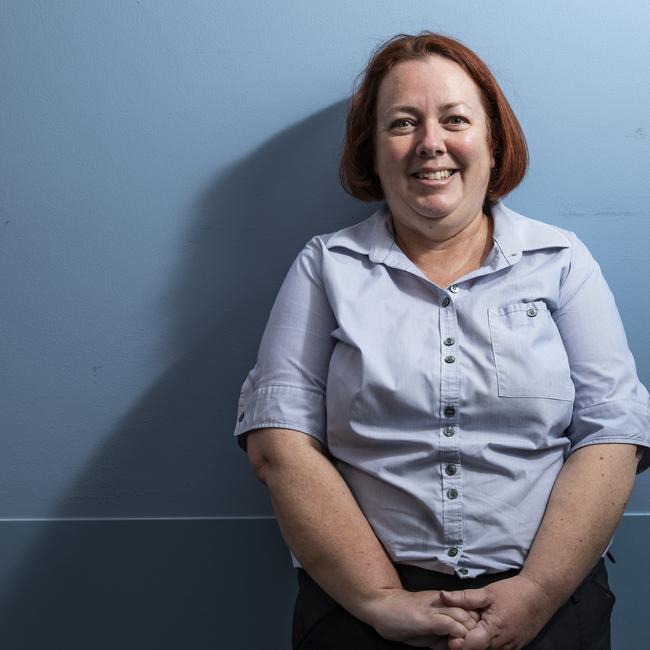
[339,32,528,203]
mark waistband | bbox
[395,563,519,592]
[395,557,606,592]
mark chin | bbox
[414,203,458,221]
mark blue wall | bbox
[1,1,648,647]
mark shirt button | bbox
[444,337,455,346]
[447,488,458,500]
[444,355,455,364]
[443,425,455,437]
[527,307,538,317]
[441,296,451,307]
[448,547,459,557]
[449,284,459,293]
[444,406,456,418]
[445,464,457,476]
[458,568,469,575]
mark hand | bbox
[439,575,559,650]
[362,588,480,647]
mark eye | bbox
[447,115,469,127]
[390,118,415,130]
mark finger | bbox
[467,609,480,622]
[447,638,464,650]
[459,623,491,650]
[441,606,479,629]
[440,588,491,610]
[428,614,470,639]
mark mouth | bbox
[411,169,458,181]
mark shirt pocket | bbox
[488,301,575,401]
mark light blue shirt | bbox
[235,202,650,577]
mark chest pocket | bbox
[488,301,575,401]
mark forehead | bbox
[377,55,484,112]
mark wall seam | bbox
[0,513,646,522]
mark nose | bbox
[416,121,446,157]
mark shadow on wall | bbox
[0,101,380,646]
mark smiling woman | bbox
[375,56,494,225]
[235,32,650,650]
[373,55,495,286]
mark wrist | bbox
[353,586,406,627]
[517,570,566,613]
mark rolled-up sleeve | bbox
[555,233,650,471]
[234,237,337,450]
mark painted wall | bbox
[1,1,648,647]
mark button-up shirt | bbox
[234,202,650,577]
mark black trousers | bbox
[292,559,614,650]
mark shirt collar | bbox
[325,201,572,268]
[325,204,397,263]
[490,201,571,266]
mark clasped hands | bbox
[367,574,557,650]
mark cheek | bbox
[458,140,494,177]
[379,140,411,170]
[457,132,487,155]
[376,143,401,178]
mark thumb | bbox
[440,587,491,610]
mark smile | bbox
[412,169,457,180]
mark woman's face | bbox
[374,55,495,238]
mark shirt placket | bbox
[439,285,465,574]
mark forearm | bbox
[253,429,401,624]
[520,443,641,607]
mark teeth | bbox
[415,170,453,180]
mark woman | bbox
[234,32,650,649]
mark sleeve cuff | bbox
[567,400,650,472]
[234,384,328,449]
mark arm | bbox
[444,233,650,649]
[520,442,641,609]
[443,442,641,650]
[238,240,477,645]
[248,427,479,646]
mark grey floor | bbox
[0,516,645,649]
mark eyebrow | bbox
[386,102,471,114]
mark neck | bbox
[392,210,493,287]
